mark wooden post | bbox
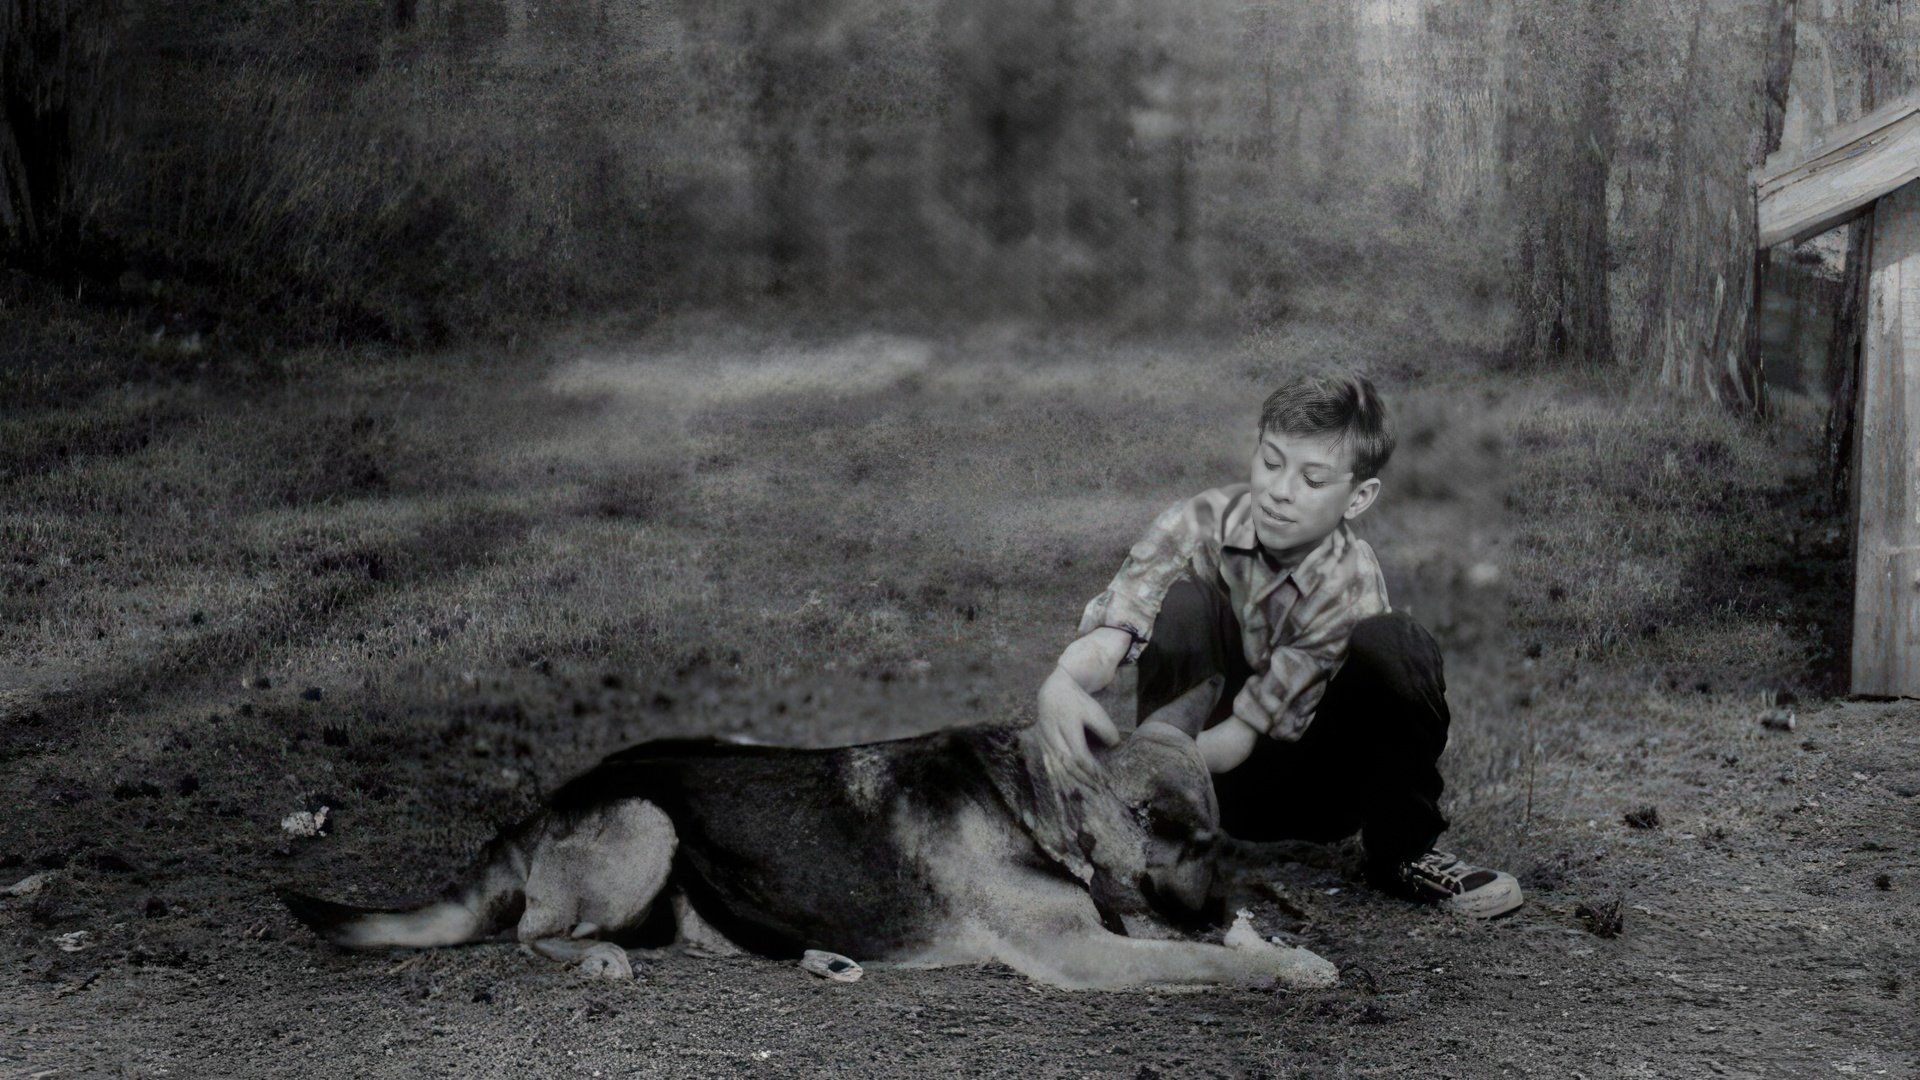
[1853,179,1920,696]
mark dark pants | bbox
[1136,577,1450,872]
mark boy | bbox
[1036,371,1521,918]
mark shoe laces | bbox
[1401,851,1488,895]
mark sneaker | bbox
[1398,850,1524,918]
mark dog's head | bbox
[1099,679,1224,920]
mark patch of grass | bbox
[1575,895,1625,937]
[1507,373,1845,694]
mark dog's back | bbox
[550,728,1057,959]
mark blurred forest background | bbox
[2,0,1914,403]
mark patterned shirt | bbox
[1078,483,1391,741]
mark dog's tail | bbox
[277,830,532,950]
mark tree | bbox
[739,1,843,294]
[0,0,117,268]
[1502,0,1616,367]
[1640,0,1792,414]
[1505,0,1797,414]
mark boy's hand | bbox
[1037,667,1120,783]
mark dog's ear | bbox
[1102,721,1218,830]
[1138,674,1225,737]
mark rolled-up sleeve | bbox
[1077,495,1220,664]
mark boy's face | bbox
[1248,427,1381,564]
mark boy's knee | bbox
[1145,578,1219,658]
[1345,612,1445,697]
[1139,577,1244,727]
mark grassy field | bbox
[3,290,1911,1077]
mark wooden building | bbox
[1756,96,1920,697]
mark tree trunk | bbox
[743,1,843,294]
[3,0,73,259]
[1503,0,1614,367]
[1639,0,1793,414]
[0,0,118,269]
[1734,0,1798,406]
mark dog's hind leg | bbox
[525,939,636,980]
[515,799,676,945]
[671,891,744,956]
[507,800,676,982]
[282,797,676,957]
[524,883,738,981]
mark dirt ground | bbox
[2,317,1916,1078]
[4,688,1915,1079]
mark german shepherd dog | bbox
[278,678,1338,990]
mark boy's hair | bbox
[1259,371,1395,483]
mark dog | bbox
[278,676,1338,990]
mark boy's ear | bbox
[1343,477,1381,520]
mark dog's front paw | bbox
[1222,910,1337,989]
[579,942,633,981]
[1269,946,1338,989]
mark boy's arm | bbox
[1042,488,1232,776]
[1036,626,1135,778]
[1196,716,1257,773]
[1195,642,1340,774]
